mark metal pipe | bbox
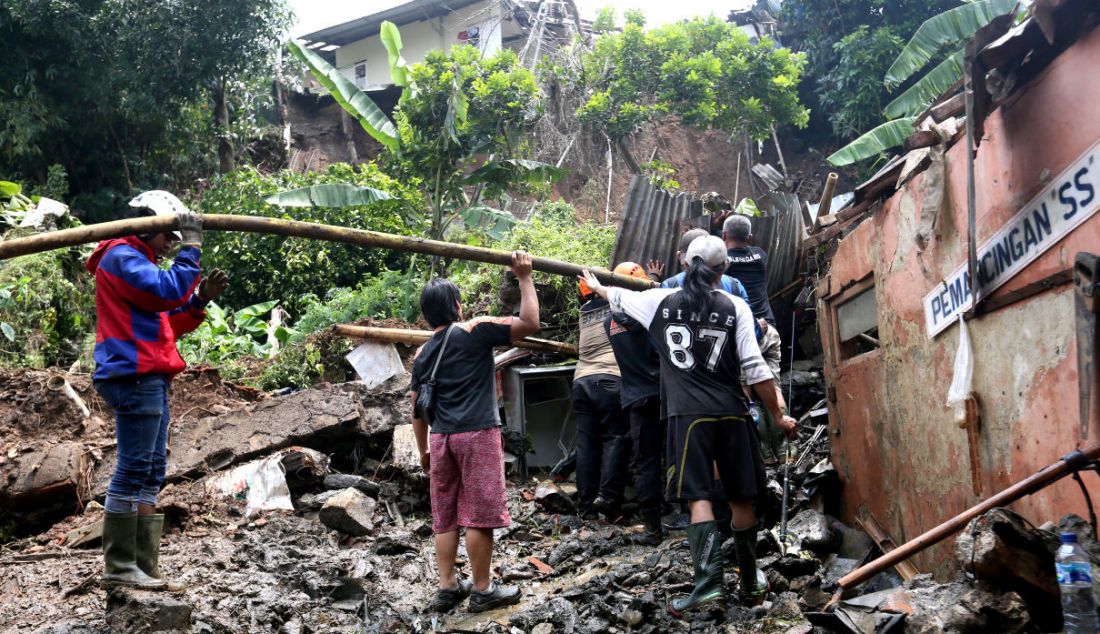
[333,324,578,356]
[0,215,654,290]
[837,444,1100,591]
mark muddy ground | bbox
[0,366,1064,633]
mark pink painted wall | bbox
[820,26,1100,576]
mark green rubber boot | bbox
[101,512,167,590]
[136,514,185,592]
[733,522,767,606]
[668,520,725,617]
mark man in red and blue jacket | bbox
[86,190,228,591]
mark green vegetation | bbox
[562,15,808,141]
[826,0,1020,166]
[0,0,291,215]
[195,164,424,318]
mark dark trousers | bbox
[572,374,629,507]
[629,396,664,522]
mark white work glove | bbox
[177,211,203,247]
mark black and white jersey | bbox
[607,286,770,418]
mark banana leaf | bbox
[884,0,1017,90]
[884,49,965,119]
[464,159,566,187]
[264,184,394,208]
[287,40,399,151]
[827,117,917,167]
[380,21,409,87]
[458,205,517,240]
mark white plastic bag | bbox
[346,341,406,389]
[208,454,294,518]
[946,317,973,407]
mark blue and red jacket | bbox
[85,236,207,381]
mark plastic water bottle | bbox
[1057,532,1100,633]
[748,401,762,428]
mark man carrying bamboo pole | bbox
[409,252,540,613]
[87,191,228,591]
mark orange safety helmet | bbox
[579,277,594,298]
[613,261,648,280]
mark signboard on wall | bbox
[923,138,1100,337]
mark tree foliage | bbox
[195,164,425,318]
[0,0,291,212]
[782,0,961,140]
[564,15,808,140]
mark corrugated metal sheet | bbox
[611,175,704,272]
[611,176,806,340]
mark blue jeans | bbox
[95,375,170,513]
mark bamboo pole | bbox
[834,444,1100,594]
[334,325,577,356]
[0,215,654,290]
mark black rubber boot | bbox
[102,512,167,590]
[136,514,184,592]
[668,520,724,617]
[733,522,767,606]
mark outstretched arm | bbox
[510,251,540,341]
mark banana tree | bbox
[828,0,1021,167]
[284,22,562,248]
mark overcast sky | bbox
[289,0,753,38]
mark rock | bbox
[820,555,860,590]
[533,481,575,514]
[955,507,1060,631]
[0,443,89,523]
[531,623,554,634]
[391,424,421,471]
[772,591,802,618]
[106,587,192,633]
[318,488,376,536]
[64,518,103,548]
[92,386,407,495]
[374,532,417,555]
[767,553,820,579]
[323,473,381,496]
[904,577,1031,634]
[295,489,342,512]
[786,509,834,553]
[830,518,875,560]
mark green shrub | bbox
[178,300,297,366]
[0,248,95,368]
[252,335,354,391]
[194,163,425,319]
[294,267,426,338]
[450,201,616,341]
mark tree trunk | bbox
[214,79,234,173]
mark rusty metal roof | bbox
[611,175,705,273]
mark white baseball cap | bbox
[684,235,727,268]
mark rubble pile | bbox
[0,366,1088,633]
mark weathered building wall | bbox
[819,26,1100,576]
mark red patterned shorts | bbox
[429,427,511,534]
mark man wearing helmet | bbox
[573,272,629,519]
[85,191,229,591]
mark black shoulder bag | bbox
[415,324,455,424]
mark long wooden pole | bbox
[836,444,1100,593]
[0,215,654,290]
[333,324,578,356]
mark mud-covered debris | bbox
[902,574,1030,634]
[322,473,381,496]
[533,480,575,514]
[374,531,417,555]
[787,509,834,553]
[955,507,1062,630]
[318,488,376,536]
[105,587,192,633]
[294,489,340,512]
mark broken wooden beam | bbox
[811,173,838,234]
[855,509,920,581]
[0,215,654,290]
[837,443,1100,592]
[333,325,578,356]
